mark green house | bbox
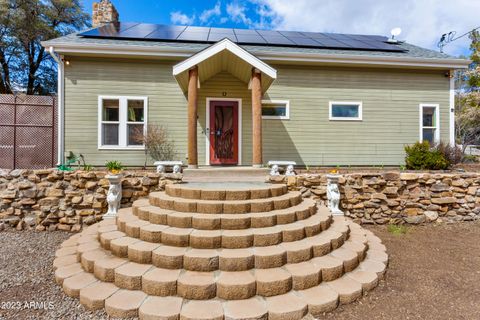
[42,21,469,168]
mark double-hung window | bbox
[98,96,147,149]
[261,100,290,120]
[329,101,362,121]
[420,104,439,145]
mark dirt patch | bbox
[321,221,480,320]
[1,223,479,320]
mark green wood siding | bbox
[64,57,450,166]
[263,65,450,166]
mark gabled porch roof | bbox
[172,38,277,93]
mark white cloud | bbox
[253,0,480,56]
[226,2,253,26]
[200,2,222,23]
[170,11,195,25]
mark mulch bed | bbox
[1,222,479,320]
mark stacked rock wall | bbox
[0,169,181,231]
[270,172,480,224]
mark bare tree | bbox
[132,124,177,169]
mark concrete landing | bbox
[183,167,269,182]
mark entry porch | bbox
[173,39,277,168]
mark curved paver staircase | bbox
[54,183,388,320]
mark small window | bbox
[98,96,147,149]
[329,102,362,121]
[420,104,439,145]
[261,100,289,119]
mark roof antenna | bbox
[387,28,402,44]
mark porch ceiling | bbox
[173,38,276,93]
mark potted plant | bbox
[105,160,123,175]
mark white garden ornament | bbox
[104,174,122,218]
[270,164,280,176]
[326,174,343,215]
[285,165,295,176]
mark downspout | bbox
[48,46,65,166]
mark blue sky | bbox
[81,0,479,57]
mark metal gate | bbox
[0,94,57,169]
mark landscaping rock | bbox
[424,211,439,222]
[404,214,426,224]
[0,169,182,232]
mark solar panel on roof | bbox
[145,25,186,40]
[262,36,295,45]
[233,29,260,35]
[117,23,160,38]
[177,32,209,41]
[80,22,138,37]
[289,37,321,46]
[235,34,267,44]
[78,23,407,52]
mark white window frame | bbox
[419,103,440,144]
[329,101,363,121]
[261,100,290,120]
[98,95,148,150]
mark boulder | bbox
[382,172,400,181]
[430,183,450,192]
[400,173,418,181]
[404,214,426,224]
[431,197,457,205]
[424,211,439,222]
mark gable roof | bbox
[42,24,470,69]
[172,38,277,93]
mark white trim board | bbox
[97,95,148,150]
[329,101,363,121]
[419,103,440,144]
[261,100,290,120]
[449,74,455,146]
[205,97,242,166]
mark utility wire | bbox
[438,26,480,52]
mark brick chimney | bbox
[92,0,119,27]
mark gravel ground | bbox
[1,222,480,320]
[0,231,110,320]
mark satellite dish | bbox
[391,27,402,38]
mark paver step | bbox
[92,218,352,270]
[55,226,387,318]
[165,183,288,200]
[57,233,373,301]
[113,209,335,250]
[131,198,322,230]
[148,191,303,214]
[92,226,352,272]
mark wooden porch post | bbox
[251,68,262,167]
[187,66,198,168]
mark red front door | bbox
[209,100,239,165]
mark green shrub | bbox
[404,141,449,170]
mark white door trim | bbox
[205,97,242,166]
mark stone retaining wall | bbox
[0,169,181,231]
[270,172,480,224]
